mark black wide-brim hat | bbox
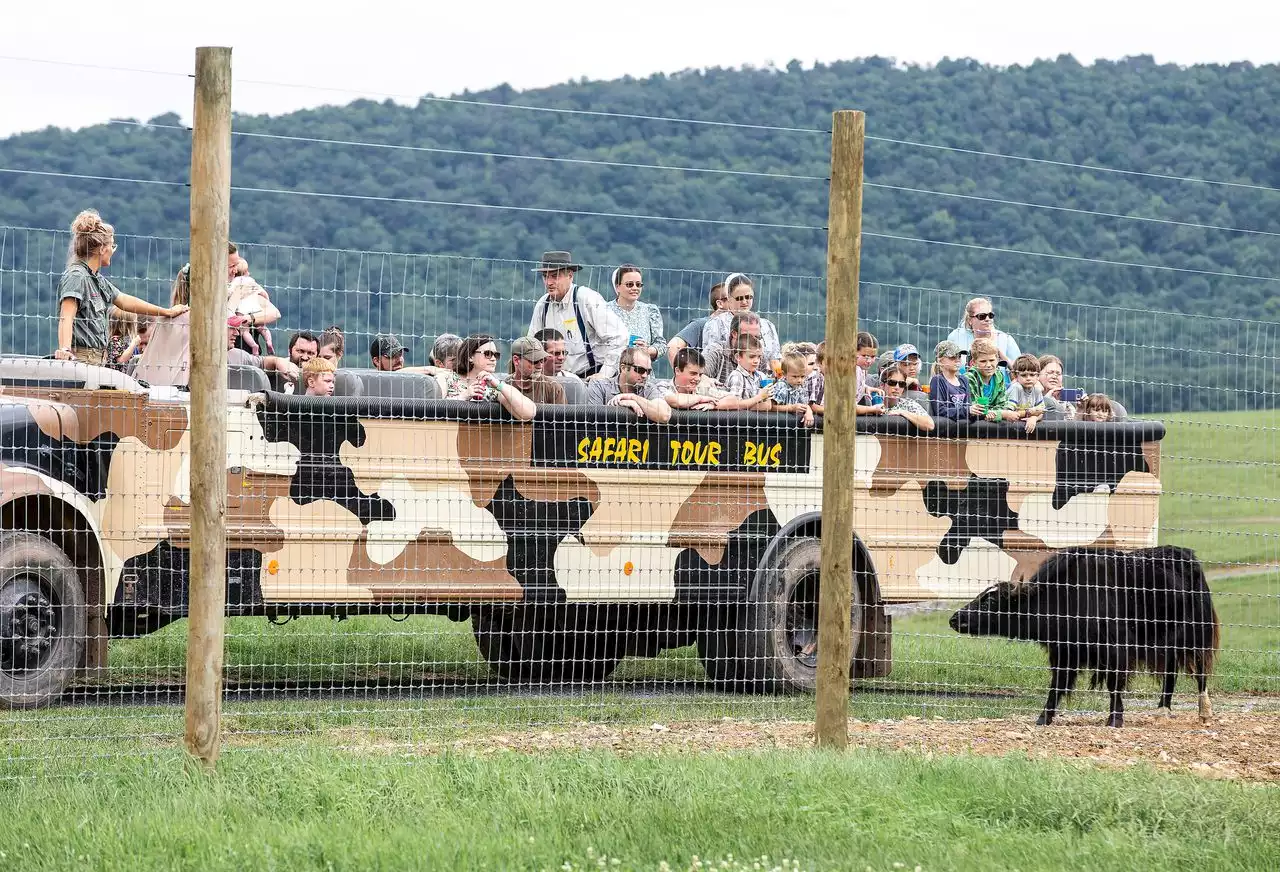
[531,250,582,273]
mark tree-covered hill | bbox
[1,55,1277,409]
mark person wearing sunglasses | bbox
[607,264,667,363]
[700,273,781,370]
[879,364,936,432]
[585,346,672,422]
[443,334,535,420]
[945,296,1022,365]
[53,209,188,363]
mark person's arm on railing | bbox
[489,376,536,421]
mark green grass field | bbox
[1,746,1277,871]
[1155,409,1280,568]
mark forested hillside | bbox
[1,56,1277,409]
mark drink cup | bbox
[628,335,641,347]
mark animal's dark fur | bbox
[949,546,1219,727]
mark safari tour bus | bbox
[0,356,1165,707]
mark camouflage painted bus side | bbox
[0,387,1162,611]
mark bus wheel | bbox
[472,604,621,685]
[698,537,863,692]
[0,532,86,709]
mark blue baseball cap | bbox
[892,343,920,362]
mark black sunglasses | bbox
[624,363,652,376]
[733,294,754,302]
[972,312,995,321]
[480,349,501,360]
[883,378,907,388]
[622,281,643,289]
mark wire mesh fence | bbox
[0,46,1278,774]
[0,216,1276,775]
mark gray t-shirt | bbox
[1008,382,1046,411]
[676,317,709,349]
[586,376,663,405]
[228,347,264,368]
[57,261,120,350]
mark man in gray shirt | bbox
[586,347,671,423]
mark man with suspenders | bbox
[528,251,627,381]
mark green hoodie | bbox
[966,367,1008,413]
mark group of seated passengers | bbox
[52,218,1121,428]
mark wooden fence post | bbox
[815,110,865,749]
[184,46,232,768]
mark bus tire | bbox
[0,532,86,709]
[472,604,621,685]
[698,536,863,692]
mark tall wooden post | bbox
[185,46,232,768]
[815,110,865,749]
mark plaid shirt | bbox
[805,370,825,405]
[772,380,808,406]
[725,365,763,400]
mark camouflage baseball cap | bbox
[935,339,964,359]
[510,336,548,363]
[370,334,405,358]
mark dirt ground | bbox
[441,711,1280,782]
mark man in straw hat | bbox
[527,250,627,381]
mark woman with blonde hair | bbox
[54,210,188,362]
[945,296,1021,363]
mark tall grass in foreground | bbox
[1,749,1277,872]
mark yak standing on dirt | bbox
[949,546,1219,728]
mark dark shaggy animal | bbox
[949,546,1219,727]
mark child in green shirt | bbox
[965,338,1018,423]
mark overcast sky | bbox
[2,0,1278,139]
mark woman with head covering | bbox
[700,273,781,367]
[606,264,667,363]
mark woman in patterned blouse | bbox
[441,334,536,421]
[607,264,666,363]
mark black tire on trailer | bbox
[0,531,86,709]
[697,536,864,692]
[471,604,621,685]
